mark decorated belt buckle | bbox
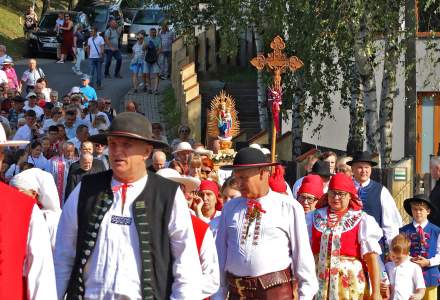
[234,278,246,297]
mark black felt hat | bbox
[91,112,169,148]
[347,151,378,167]
[221,147,279,170]
[403,194,437,217]
[311,160,332,177]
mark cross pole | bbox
[250,35,304,163]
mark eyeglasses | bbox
[94,143,104,147]
[328,190,349,199]
[298,195,317,204]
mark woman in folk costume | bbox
[10,167,62,250]
[156,168,220,299]
[306,172,383,300]
[0,123,57,299]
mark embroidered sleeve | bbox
[358,213,383,256]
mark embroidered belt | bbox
[226,267,292,298]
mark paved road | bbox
[14,53,132,110]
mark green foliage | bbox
[160,87,181,138]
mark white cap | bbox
[172,142,194,155]
[261,148,271,155]
[70,86,81,94]
[10,168,61,212]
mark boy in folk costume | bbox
[214,147,318,300]
[399,195,440,299]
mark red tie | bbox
[417,225,427,247]
[112,183,133,206]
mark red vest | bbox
[191,214,209,254]
[0,182,35,300]
[311,222,362,259]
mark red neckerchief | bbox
[112,183,133,213]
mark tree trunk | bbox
[253,28,268,131]
[379,38,398,168]
[291,89,304,159]
[42,0,50,15]
[346,64,365,156]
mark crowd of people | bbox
[0,7,438,300]
[1,90,440,299]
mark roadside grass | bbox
[0,4,27,59]
[160,86,181,139]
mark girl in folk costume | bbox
[306,173,383,300]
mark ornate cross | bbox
[250,35,304,162]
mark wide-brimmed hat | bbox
[311,160,331,177]
[156,168,200,192]
[97,112,169,148]
[403,194,437,217]
[221,147,279,170]
[0,123,29,146]
[347,151,378,167]
[172,142,194,155]
[2,58,13,65]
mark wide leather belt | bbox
[226,267,292,298]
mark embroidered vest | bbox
[311,208,363,259]
[358,180,383,226]
[0,182,35,300]
[65,170,178,300]
[400,223,440,287]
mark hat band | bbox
[232,162,275,168]
[109,131,152,142]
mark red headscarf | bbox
[199,180,222,211]
[297,174,324,199]
[316,173,362,210]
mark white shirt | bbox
[24,104,44,119]
[386,258,425,300]
[199,227,220,298]
[358,179,403,246]
[82,111,111,129]
[21,68,45,86]
[27,154,49,171]
[87,36,105,58]
[0,69,8,84]
[13,124,33,148]
[5,163,20,181]
[54,174,203,300]
[412,220,440,267]
[42,118,63,132]
[25,205,58,300]
[213,190,318,300]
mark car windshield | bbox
[38,13,59,30]
[90,6,108,24]
[133,10,164,25]
[39,13,78,31]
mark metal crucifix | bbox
[250,35,304,163]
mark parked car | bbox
[76,2,124,46]
[127,8,166,51]
[26,10,91,57]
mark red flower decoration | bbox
[330,268,339,275]
[341,275,349,288]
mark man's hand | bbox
[411,256,430,268]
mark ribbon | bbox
[417,225,428,248]
[268,86,282,133]
[112,183,133,207]
[247,199,266,214]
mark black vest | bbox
[65,170,178,300]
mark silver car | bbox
[128,8,166,51]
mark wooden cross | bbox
[250,35,304,162]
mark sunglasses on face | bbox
[180,129,189,134]
[94,143,104,147]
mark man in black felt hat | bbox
[400,194,440,297]
[348,151,402,248]
[213,147,318,300]
[54,112,203,299]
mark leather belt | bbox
[226,267,293,298]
